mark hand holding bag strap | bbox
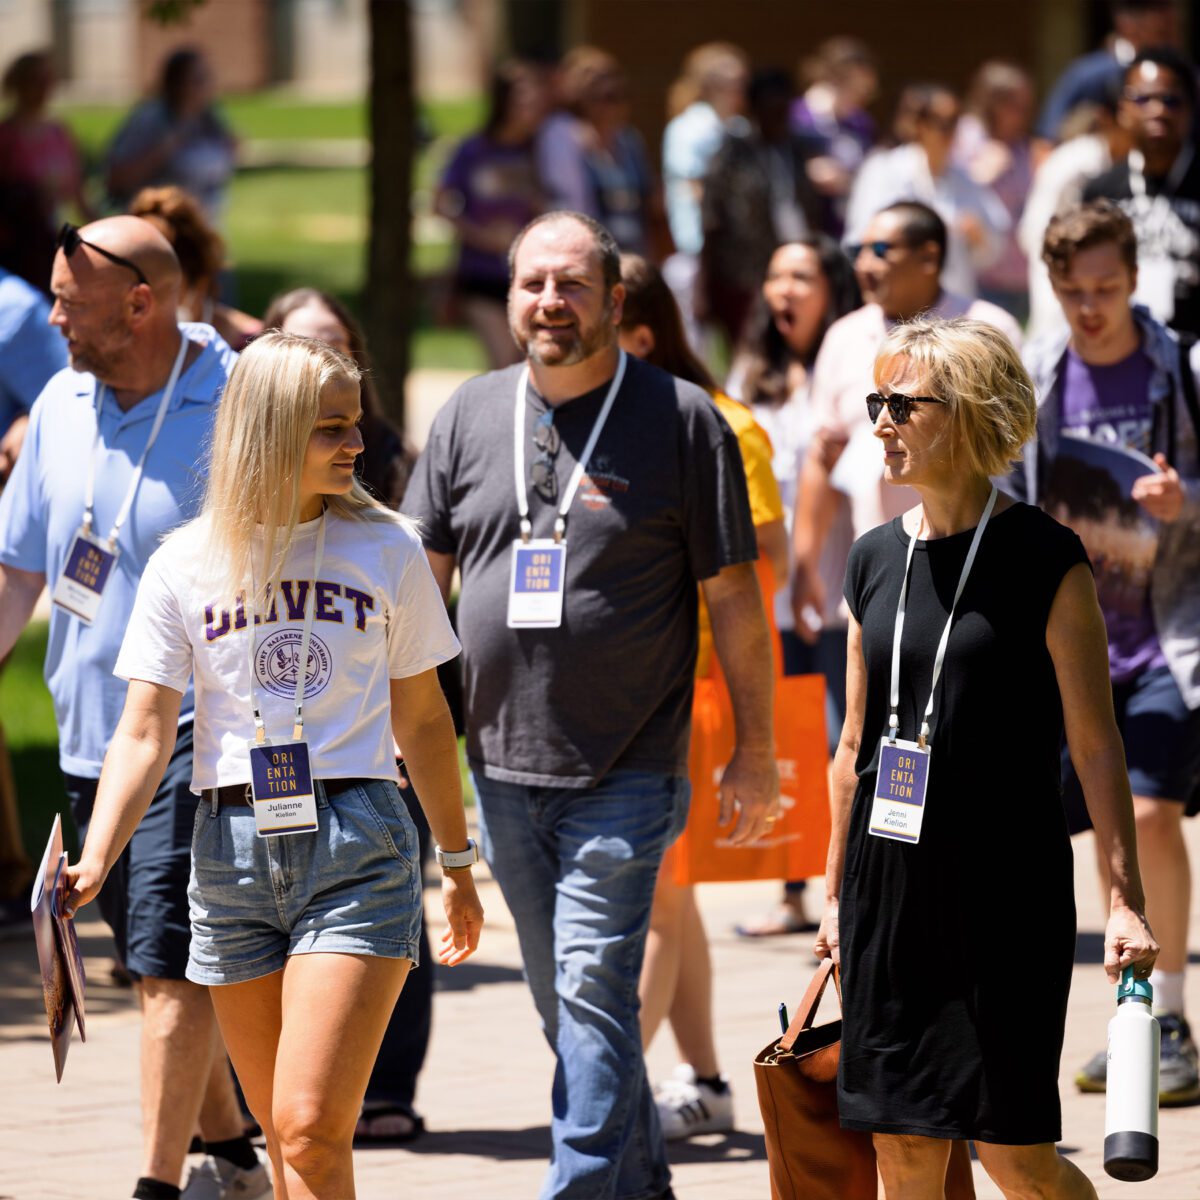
[779,957,838,1052]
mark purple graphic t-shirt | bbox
[1060,345,1166,680]
[439,134,542,284]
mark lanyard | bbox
[245,515,326,745]
[83,334,188,550]
[512,350,627,543]
[888,486,997,749]
[1128,145,1193,203]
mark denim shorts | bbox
[186,778,422,986]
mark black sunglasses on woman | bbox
[866,392,947,425]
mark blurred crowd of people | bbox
[0,1,1198,1197]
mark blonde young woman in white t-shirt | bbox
[66,332,483,1199]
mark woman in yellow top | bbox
[617,253,784,1140]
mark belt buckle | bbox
[243,784,253,806]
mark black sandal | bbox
[353,1105,426,1145]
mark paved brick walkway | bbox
[2,821,1198,1199]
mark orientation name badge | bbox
[53,336,188,626]
[868,486,997,846]
[870,739,931,842]
[506,351,626,630]
[248,738,317,836]
[507,539,567,628]
[245,516,326,838]
[51,528,119,625]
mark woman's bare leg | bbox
[271,953,410,1198]
[873,1133,952,1200]
[638,866,686,1050]
[974,1140,1097,1199]
[666,887,720,1078]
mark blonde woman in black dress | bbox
[815,317,1157,1198]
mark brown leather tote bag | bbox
[754,958,976,1200]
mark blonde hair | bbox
[873,318,1035,478]
[197,330,399,602]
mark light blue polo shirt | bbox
[0,268,67,437]
[0,323,234,777]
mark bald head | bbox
[75,216,182,299]
[49,216,186,386]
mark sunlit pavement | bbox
[2,818,1198,1199]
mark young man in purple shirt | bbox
[1020,199,1200,1103]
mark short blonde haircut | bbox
[195,330,400,602]
[873,318,1035,478]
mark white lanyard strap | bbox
[245,515,327,744]
[83,334,188,549]
[1128,145,1193,202]
[512,350,627,542]
[888,486,997,748]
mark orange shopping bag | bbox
[670,673,831,885]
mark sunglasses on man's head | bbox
[56,223,150,287]
[866,392,947,425]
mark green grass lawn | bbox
[57,91,488,372]
[59,93,485,159]
[0,625,75,857]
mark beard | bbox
[65,315,135,383]
[509,299,616,366]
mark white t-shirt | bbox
[115,510,461,792]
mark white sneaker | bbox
[654,1063,734,1140]
[181,1152,272,1199]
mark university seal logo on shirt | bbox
[254,629,334,699]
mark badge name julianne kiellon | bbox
[248,739,318,836]
[244,513,325,838]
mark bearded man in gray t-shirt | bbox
[404,210,779,1200]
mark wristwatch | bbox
[435,838,479,870]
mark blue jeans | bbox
[474,769,690,1200]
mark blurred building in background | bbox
[0,0,489,100]
[1,0,1195,129]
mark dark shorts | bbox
[63,722,195,980]
[1063,665,1200,831]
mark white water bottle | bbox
[1104,967,1159,1181]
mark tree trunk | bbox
[364,0,414,433]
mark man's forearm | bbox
[0,565,45,662]
[705,565,774,754]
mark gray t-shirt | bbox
[403,355,757,787]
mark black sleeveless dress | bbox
[838,502,1090,1145]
